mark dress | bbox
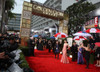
[61,43,69,63]
[85,50,90,68]
[77,48,84,64]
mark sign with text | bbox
[94,16,98,27]
[31,1,64,20]
[67,38,73,47]
[20,1,65,46]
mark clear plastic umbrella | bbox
[73,31,92,37]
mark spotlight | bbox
[96,8,100,15]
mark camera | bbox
[0,37,16,59]
[0,37,16,70]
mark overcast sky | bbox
[12,0,46,14]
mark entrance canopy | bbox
[31,1,64,20]
[20,1,66,46]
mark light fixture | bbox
[49,28,52,33]
[96,8,100,15]
[31,29,34,32]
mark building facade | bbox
[85,0,100,28]
[7,13,21,31]
[31,0,100,36]
[31,0,62,36]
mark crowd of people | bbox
[0,32,100,70]
[28,36,100,69]
[0,33,21,70]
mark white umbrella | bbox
[85,28,100,33]
[74,36,87,40]
[54,33,68,38]
[73,31,92,37]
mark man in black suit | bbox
[28,37,35,56]
[71,42,78,61]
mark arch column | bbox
[59,14,69,34]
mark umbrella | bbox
[85,28,100,33]
[33,34,38,37]
[54,33,61,37]
[74,36,87,40]
[73,31,92,37]
[54,33,68,38]
[50,37,55,39]
[46,37,51,40]
[95,42,100,47]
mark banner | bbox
[67,38,73,47]
[31,1,64,20]
[94,16,98,27]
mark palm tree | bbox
[5,0,16,20]
[1,0,16,33]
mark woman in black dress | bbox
[83,44,91,69]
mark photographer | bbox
[0,33,3,48]
[0,52,5,59]
[8,37,19,52]
[0,36,19,69]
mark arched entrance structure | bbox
[20,1,68,46]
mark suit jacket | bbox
[54,44,60,53]
[71,44,78,53]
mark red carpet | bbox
[26,49,100,72]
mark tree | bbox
[64,1,96,35]
[5,0,16,19]
[0,0,16,33]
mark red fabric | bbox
[75,39,80,40]
[95,42,100,47]
[54,33,68,38]
[86,29,90,33]
[54,33,61,37]
[90,50,95,53]
[78,31,82,33]
[86,28,100,33]
[97,30,100,33]
[26,49,100,72]
[95,24,98,27]
[74,36,86,40]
